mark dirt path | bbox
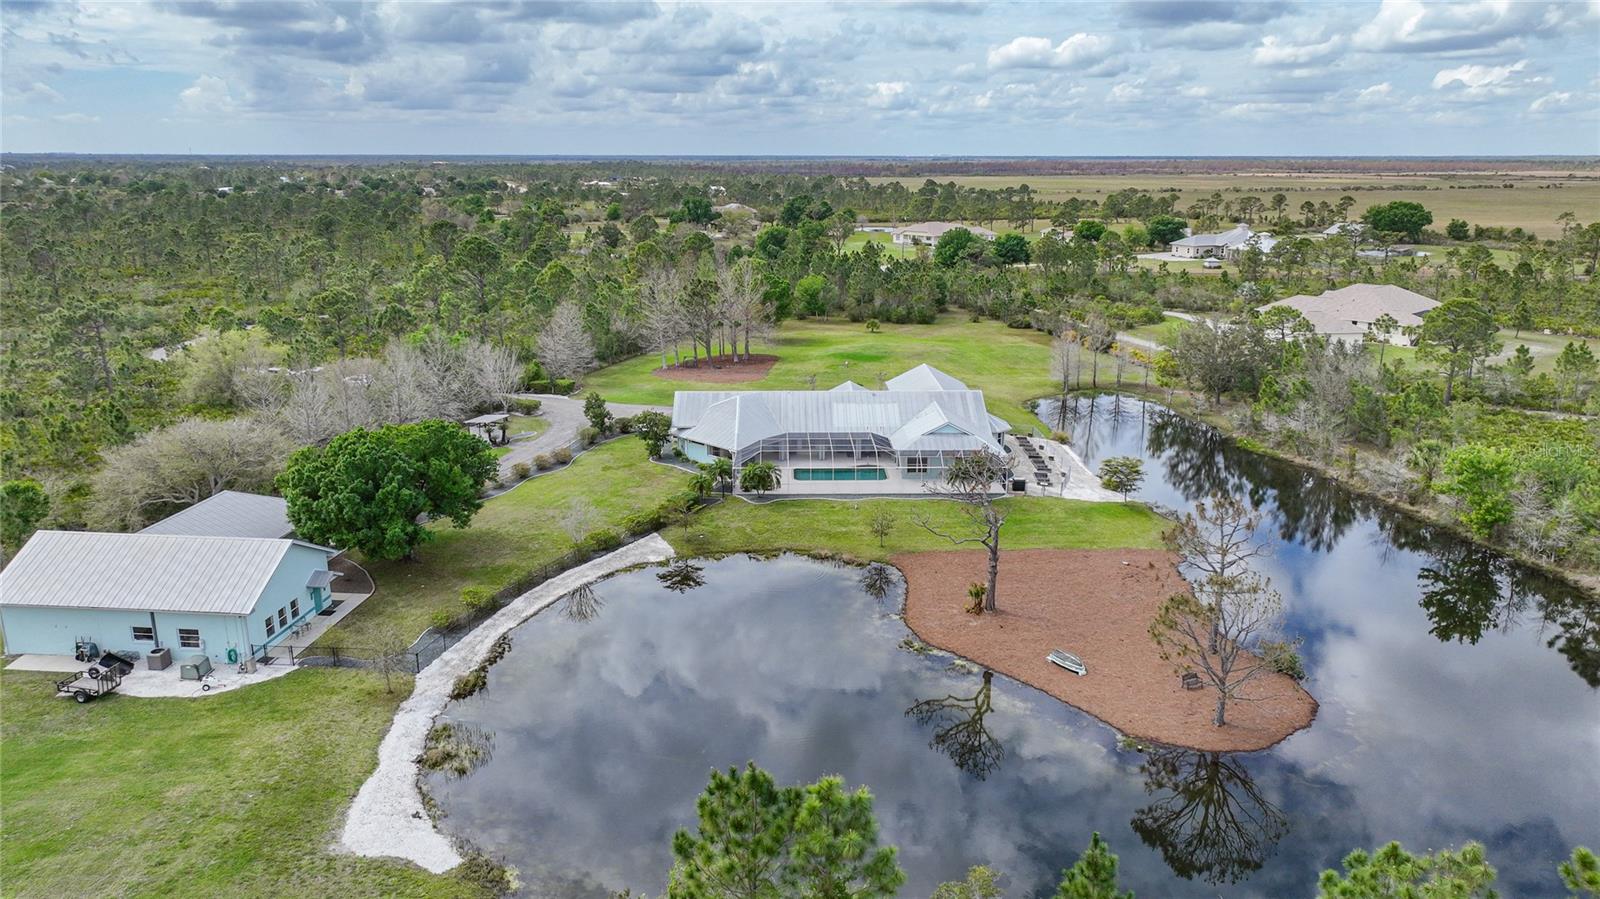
[495,394,667,479]
[896,548,1317,752]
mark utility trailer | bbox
[54,651,135,703]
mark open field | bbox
[317,438,688,649]
[584,315,1059,429]
[663,496,1168,561]
[864,173,1597,237]
[1380,329,1600,377]
[0,668,481,899]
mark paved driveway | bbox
[496,394,668,478]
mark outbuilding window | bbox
[131,625,155,642]
[178,628,201,649]
[277,608,288,628]
[290,599,301,620]
[265,617,277,637]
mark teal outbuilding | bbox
[0,530,337,667]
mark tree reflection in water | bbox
[906,669,1004,780]
[859,563,901,604]
[560,582,604,623]
[656,559,706,593]
[1052,393,1600,689]
[1130,745,1289,886]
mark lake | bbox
[425,396,1598,897]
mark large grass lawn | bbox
[0,668,484,899]
[583,314,1059,430]
[319,438,687,649]
[663,496,1168,562]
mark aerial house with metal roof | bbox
[669,364,1011,495]
[0,530,337,667]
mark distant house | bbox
[1170,224,1277,259]
[1259,283,1439,345]
[890,222,998,247]
[0,531,338,665]
[138,490,294,540]
[1323,222,1367,239]
[670,364,1010,495]
[713,202,756,215]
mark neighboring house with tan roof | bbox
[1260,283,1440,345]
[891,222,998,246]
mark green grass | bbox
[861,172,1598,237]
[663,496,1168,562]
[1379,330,1600,377]
[507,414,549,438]
[1124,317,1187,346]
[584,314,1059,430]
[0,668,485,899]
[319,438,687,649]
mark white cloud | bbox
[1357,82,1393,102]
[1528,91,1573,113]
[1431,59,1527,93]
[1253,34,1344,66]
[864,81,912,109]
[1108,80,1144,103]
[1354,0,1586,53]
[51,112,101,124]
[179,74,235,114]
[987,33,1113,69]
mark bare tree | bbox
[536,300,596,383]
[1150,570,1289,727]
[906,669,1004,779]
[1165,493,1267,652]
[717,258,768,361]
[559,496,601,546]
[916,450,1014,612]
[88,416,293,530]
[471,339,521,413]
[639,265,688,369]
[1051,335,1081,394]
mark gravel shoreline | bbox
[336,535,676,873]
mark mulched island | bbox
[651,353,779,383]
[895,548,1317,753]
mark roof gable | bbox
[885,364,967,392]
[0,531,333,615]
[138,490,293,540]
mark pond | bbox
[426,397,1598,897]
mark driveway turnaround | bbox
[497,395,668,479]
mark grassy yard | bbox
[1124,317,1187,346]
[319,438,687,649]
[0,668,485,899]
[1379,329,1600,377]
[663,496,1168,562]
[583,314,1059,430]
[507,414,549,438]
[861,173,1596,237]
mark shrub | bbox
[510,461,531,481]
[578,426,600,447]
[460,586,497,614]
[533,453,554,470]
[1262,640,1306,680]
[520,360,546,391]
[508,397,542,415]
[579,528,623,554]
[552,447,573,465]
[429,609,458,632]
[612,415,634,434]
[551,378,577,395]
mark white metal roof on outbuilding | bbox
[0,531,334,615]
[138,490,294,540]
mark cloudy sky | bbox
[3,0,1597,156]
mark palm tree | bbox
[688,467,717,500]
[737,461,781,497]
[707,458,734,496]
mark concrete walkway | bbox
[338,534,676,874]
[8,652,302,698]
[496,394,667,478]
